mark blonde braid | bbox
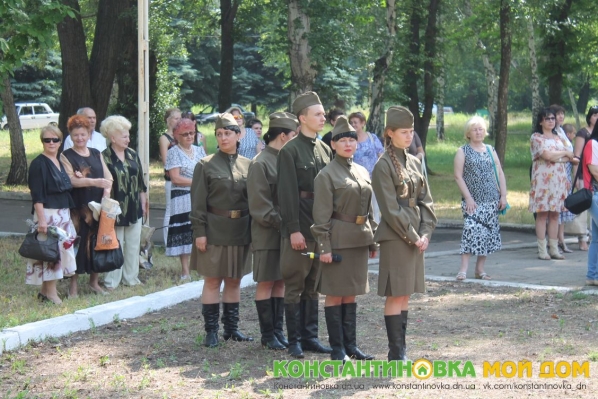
[385,136,408,197]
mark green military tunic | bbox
[277,132,332,302]
[372,147,437,297]
[311,155,377,296]
[247,146,282,282]
[190,150,252,279]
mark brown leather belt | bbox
[299,191,314,199]
[208,206,249,219]
[397,198,417,208]
[332,211,368,225]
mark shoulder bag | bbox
[90,234,124,273]
[564,170,592,215]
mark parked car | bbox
[1,103,59,130]
[196,104,255,124]
[417,103,454,116]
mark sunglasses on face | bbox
[42,138,61,143]
[233,115,243,120]
[544,117,556,121]
[179,132,195,138]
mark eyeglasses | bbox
[42,138,61,143]
[544,117,556,121]
[179,132,195,138]
[233,115,244,120]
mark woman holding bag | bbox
[453,116,507,281]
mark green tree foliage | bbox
[11,51,62,107]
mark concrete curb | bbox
[0,274,255,355]
[0,191,31,201]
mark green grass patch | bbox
[0,236,197,329]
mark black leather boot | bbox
[385,314,405,361]
[255,299,285,350]
[325,305,349,361]
[222,302,253,342]
[300,299,332,354]
[342,303,374,360]
[271,297,288,347]
[202,303,220,348]
[284,302,304,358]
[401,310,409,361]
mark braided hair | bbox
[384,130,409,197]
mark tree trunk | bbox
[218,0,239,112]
[366,0,396,137]
[577,78,590,116]
[494,0,511,166]
[527,17,542,131]
[405,1,423,138]
[568,87,581,130]
[544,0,573,105]
[1,78,27,185]
[56,0,93,136]
[436,67,445,141]
[463,0,496,137]
[89,0,131,122]
[287,0,316,101]
[417,0,440,149]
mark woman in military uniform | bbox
[311,116,377,361]
[248,112,298,350]
[372,106,437,361]
[190,113,253,348]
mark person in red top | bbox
[582,125,598,286]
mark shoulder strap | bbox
[486,145,500,188]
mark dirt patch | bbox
[2,275,598,398]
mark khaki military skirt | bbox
[252,249,281,282]
[316,246,369,296]
[378,240,425,297]
[191,244,251,279]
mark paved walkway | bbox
[1,195,596,354]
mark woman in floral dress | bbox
[529,108,578,260]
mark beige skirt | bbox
[377,240,425,297]
[252,249,281,282]
[316,246,369,296]
[191,244,251,279]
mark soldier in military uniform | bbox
[311,116,377,361]
[190,113,253,348]
[247,112,298,350]
[372,106,437,361]
[277,92,333,358]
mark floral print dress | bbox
[529,132,570,213]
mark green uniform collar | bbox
[298,131,318,144]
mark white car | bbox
[1,103,59,130]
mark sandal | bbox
[579,239,589,251]
[558,242,573,253]
[475,273,491,280]
[456,272,467,281]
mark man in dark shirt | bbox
[277,92,332,358]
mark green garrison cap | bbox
[386,106,414,129]
[214,113,237,130]
[269,112,299,130]
[331,115,356,139]
[292,91,322,115]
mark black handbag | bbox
[565,173,593,215]
[89,234,124,273]
[18,231,60,263]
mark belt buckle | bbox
[409,198,416,207]
[355,215,367,225]
[229,210,241,219]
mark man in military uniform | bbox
[277,92,333,358]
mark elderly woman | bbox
[60,115,113,297]
[101,116,148,289]
[312,116,377,361]
[190,113,253,347]
[247,112,297,350]
[26,125,77,304]
[181,111,208,152]
[529,108,578,260]
[165,118,206,281]
[454,117,507,281]
[226,106,261,159]
[372,106,437,361]
[572,106,598,251]
[159,108,181,245]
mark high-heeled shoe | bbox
[37,292,50,302]
[558,241,573,253]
